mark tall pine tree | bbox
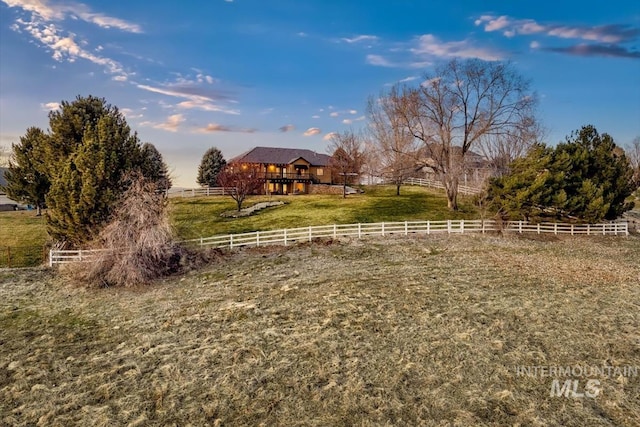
[197,147,226,187]
[2,127,50,215]
[45,96,143,246]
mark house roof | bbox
[230,146,332,166]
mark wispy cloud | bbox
[5,0,137,80]
[366,54,398,67]
[411,34,503,61]
[2,0,142,33]
[544,43,640,59]
[195,123,256,133]
[304,127,321,136]
[475,15,639,43]
[137,78,240,115]
[341,35,379,44]
[140,114,185,133]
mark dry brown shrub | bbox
[66,173,187,287]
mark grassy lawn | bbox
[170,185,478,239]
[1,234,638,425]
[0,211,49,267]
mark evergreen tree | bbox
[45,97,143,246]
[197,147,226,187]
[139,143,172,191]
[2,127,50,215]
[486,125,635,222]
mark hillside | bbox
[1,233,639,426]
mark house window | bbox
[316,168,323,176]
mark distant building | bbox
[228,147,333,195]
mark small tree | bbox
[217,164,263,211]
[3,127,50,215]
[328,130,365,198]
[197,147,226,187]
[367,90,419,195]
[139,142,172,192]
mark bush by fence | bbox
[49,219,629,266]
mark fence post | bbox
[309,226,312,242]
[230,235,234,249]
[554,223,558,235]
[284,229,288,246]
[381,222,385,236]
[587,224,590,235]
[358,223,361,239]
[200,237,204,247]
[537,223,541,234]
[256,231,260,247]
[405,221,408,236]
[447,220,451,234]
[427,220,430,235]
[571,224,574,236]
[518,221,523,233]
[602,224,605,236]
[460,220,464,234]
[333,224,337,238]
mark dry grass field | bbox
[1,233,639,426]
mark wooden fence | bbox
[49,219,629,266]
[403,177,482,195]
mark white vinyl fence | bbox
[49,219,629,266]
[166,187,228,198]
[403,177,482,195]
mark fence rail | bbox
[49,219,629,266]
[403,177,482,195]
[166,187,228,198]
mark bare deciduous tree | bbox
[392,59,538,210]
[328,130,366,198]
[367,90,420,195]
[476,117,544,177]
[217,164,264,211]
[626,136,640,188]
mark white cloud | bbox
[341,35,379,44]
[141,114,185,133]
[41,101,59,111]
[304,127,321,136]
[475,15,638,44]
[2,0,142,33]
[137,84,240,115]
[342,119,352,125]
[9,15,130,80]
[366,54,397,67]
[329,112,339,117]
[411,34,503,61]
[530,41,540,49]
[311,115,320,119]
[349,109,358,114]
[323,132,337,141]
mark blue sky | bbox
[1,0,639,187]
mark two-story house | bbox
[228,147,333,195]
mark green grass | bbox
[170,185,478,239]
[0,211,49,267]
